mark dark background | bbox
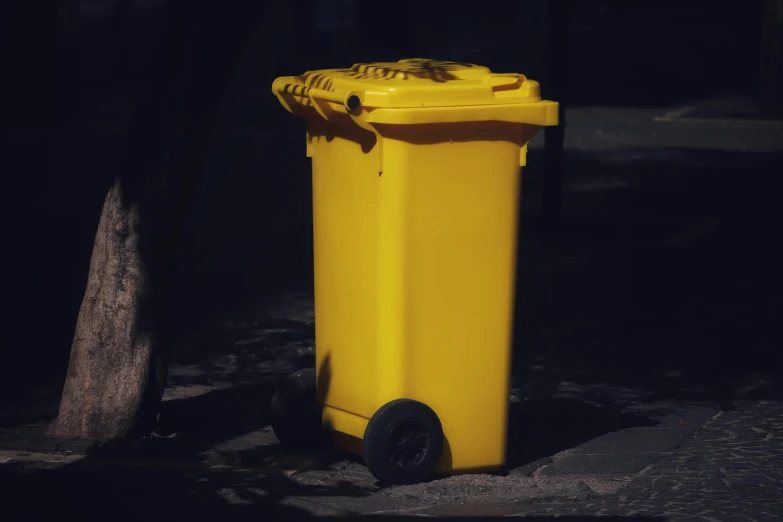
[1,0,781,407]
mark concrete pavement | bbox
[0,290,730,517]
[2,400,781,519]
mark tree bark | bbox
[53,0,270,438]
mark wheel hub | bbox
[388,421,430,471]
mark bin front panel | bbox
[311,120,525,472]
[384,122,522,472]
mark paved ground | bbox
[506,400,783,520]
[2,400,781,520]
[2,288,781,520]
[0,290,755,520]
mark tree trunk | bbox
[53,0,270,438]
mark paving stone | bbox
[56,437,105,454]
[210,429,278,453]
[266,455,320,477]
[508,456,553,476]
[352,477,381,493]
[275,496,349,517]
[293,469,333,481]
[322,458,354,472]
[88,438,205,462]
[413,501,527,517]
[571,427,692,454]
[0,435,67,454]
[645,406,719,431]
[541,453,665,475]
[288,491,424,516]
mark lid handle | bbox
[483,73,526,93]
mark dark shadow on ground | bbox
[506,399,659,470]
[0,454,664,521]
[0,353,655,518]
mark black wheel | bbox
[363,399,443,485]
[270,368,329,450]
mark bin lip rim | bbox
[360,98,550,110]
[361,100,560,126]
[272,79,555,109]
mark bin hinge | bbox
[347,114,385,175]
[375,139,384,175]
[519,143,528,167]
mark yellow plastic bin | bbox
[270,59,558,485]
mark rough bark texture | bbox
[54,0,270,438]
[55,183,156,437]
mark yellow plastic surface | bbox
[278,59,546,109]
[273,59,558,474]
[273,58,558,127]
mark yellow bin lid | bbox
[272,59,559,126]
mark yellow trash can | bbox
[270,59,558,485]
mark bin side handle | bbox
[273,80,383,175]
[273,81,362,115]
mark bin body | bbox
[273,59,558,474]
